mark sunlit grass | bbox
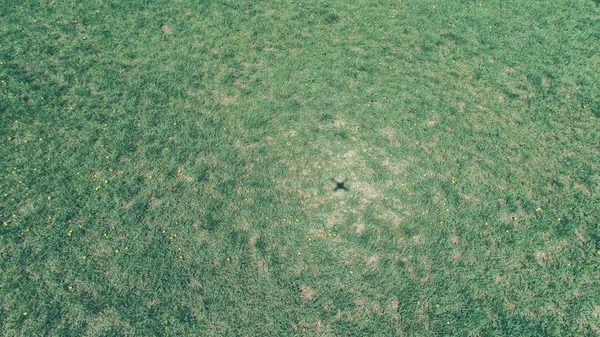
[1,0,599,335]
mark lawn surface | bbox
[1,0,600,336]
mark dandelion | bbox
[82,256,86,259]
[23,312,27,316]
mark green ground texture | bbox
[1,0,600,336]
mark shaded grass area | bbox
[1,0,600,335]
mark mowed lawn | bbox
[1,0,599,336]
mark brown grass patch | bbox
[542,77,550,86]
[382,157,411,175]
[122,200,133,209]
[149,198,161,208]
[160,24,172,35]
[219,93,238,106]
[248,234,258,246]
[366,255,379,266]
[450,236,460,244]
[452,251,462,261]
[343,150,357,159]
[380,125,398,141]
[299,285,317,302]
[350,46,365,54]
[326,212,344,228]
[334,119,346,127]
[575,183,592,196]
[355,220,365,235]
[592,305,600,318]
[535,251,548,265]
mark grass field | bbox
[1,0,600,335]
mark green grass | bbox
[1,0,599,335]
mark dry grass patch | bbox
[160,23,172,35]
[535,251,549,265]
[366,255,379,267]
[334,119,346,127]
[149,198,161,208]
[355,220,365,235]
[299,285,317,303]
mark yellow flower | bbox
[23,312,27,316]
[82,256,86,259]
